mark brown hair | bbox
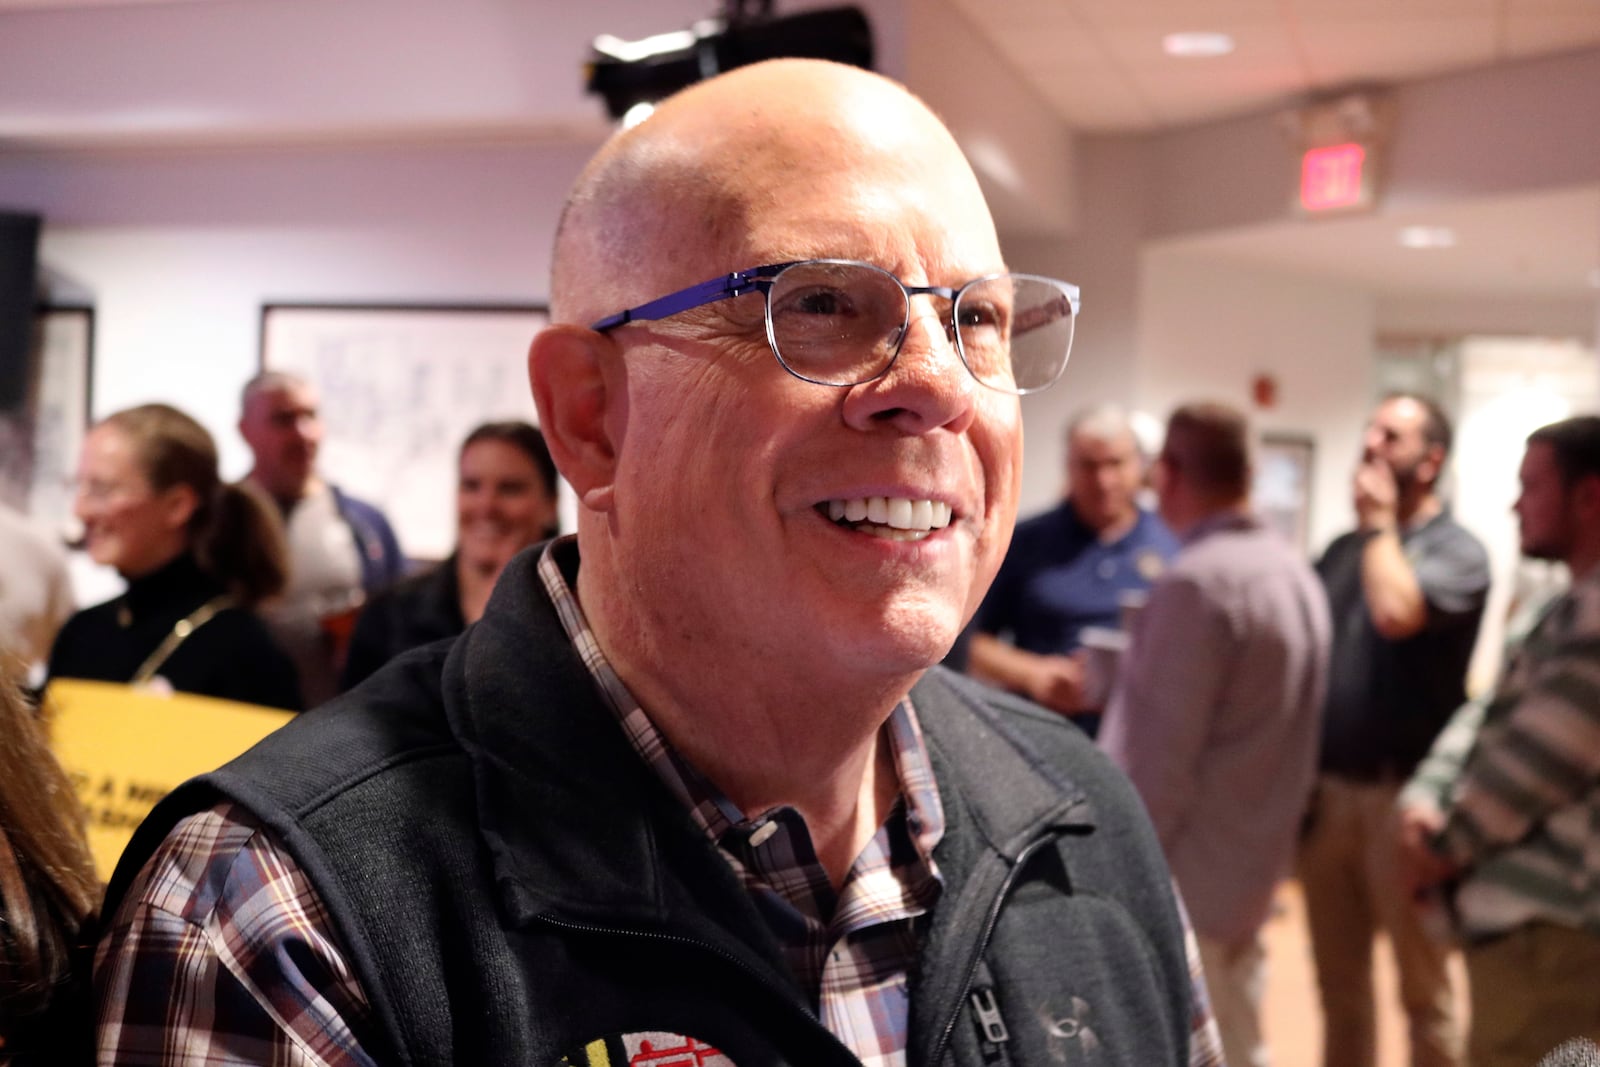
[0,679,99,1054]
[1528,415,1600,485]
[99,403,289,606]
[1164,401,1253,500]
[460,420,561,539]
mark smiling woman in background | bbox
[340,420,560,690]
[45,403,303,711]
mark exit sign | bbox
[1299,142,1371,213]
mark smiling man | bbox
[94,60,1214,1067]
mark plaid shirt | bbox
[96,538,1221,1066]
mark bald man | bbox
[95,61,1216,1067]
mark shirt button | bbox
[748,821,779,848]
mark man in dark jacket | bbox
[94,59,1218,1067]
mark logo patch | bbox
[1135,549,1166,582]
[559,1031,734,1067]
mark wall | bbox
[907,0,1075,238]
[1000,135,1153,516]
[16,139,595,478]
[1136,252,1377,556]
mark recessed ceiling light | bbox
[1398,226,1456,249]
[1162,32,1235,58]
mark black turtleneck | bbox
[46,553,304,712]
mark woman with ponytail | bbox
[45,403,303,711]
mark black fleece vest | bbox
[105,548,1194,1067]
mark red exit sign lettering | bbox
[1300,142,1368,212]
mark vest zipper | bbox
[970,983,1014,1067]
[927,830,1063,1066]
[531,913,861,1066]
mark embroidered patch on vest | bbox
[559,1031,734,1067]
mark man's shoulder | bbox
[0,504,67,569]
[328,483,392,524]
[1128,507,1180,554]
[1412,511,1490,563]
[1010,501,1074,541]
[1175,520,1313,582]
[913,667,1135,807]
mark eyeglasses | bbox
[590,259,1080,395]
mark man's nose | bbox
[840,307,978,435]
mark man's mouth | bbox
[819,496,954,542]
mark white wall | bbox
[18,138,595,478]
[907,0,1075,238]
[1000,136,1153,517]
[1135,252,1377,557]
[1377,295,1599,344]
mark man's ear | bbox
[1574,472,1600,521]
[1419,443,1446,488]
[528,324,624,514]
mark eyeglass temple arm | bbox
[589,265,788,332]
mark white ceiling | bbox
[945,0,1600,133]
[1155,183,1600,300]
[2,0,1597,305]
[937,0,1600,305]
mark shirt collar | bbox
[534,537,946,867]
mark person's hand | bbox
[1396,804,1456,897]
[1354,455,1400,532]
[1019,654,1090,716]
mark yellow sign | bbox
[45,679,295,879]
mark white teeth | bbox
[820,496,954,534]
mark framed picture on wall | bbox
[1253,432,1315,555]
[0,305,94,536]
[260,302,549,562]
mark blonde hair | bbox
[99,403,289,605]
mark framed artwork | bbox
[0,305,94,534]
[260,303,548,562]
[1254,433,1315,554]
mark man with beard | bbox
[1398,415,1600,1067]
[1299,393,1490,1067]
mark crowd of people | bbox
[1,57,1598,1067]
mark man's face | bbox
[595,104,1019,680]
[240,382,321,499]
[1362,397,1435,491]
[1067,429,1142,532]
[1515,441,1574,562]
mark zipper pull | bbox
[970,985,1012,1065]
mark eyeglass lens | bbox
[763,261,1075,393]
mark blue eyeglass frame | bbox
[588,259,1082,394]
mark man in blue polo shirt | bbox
[969,404,1178,737]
